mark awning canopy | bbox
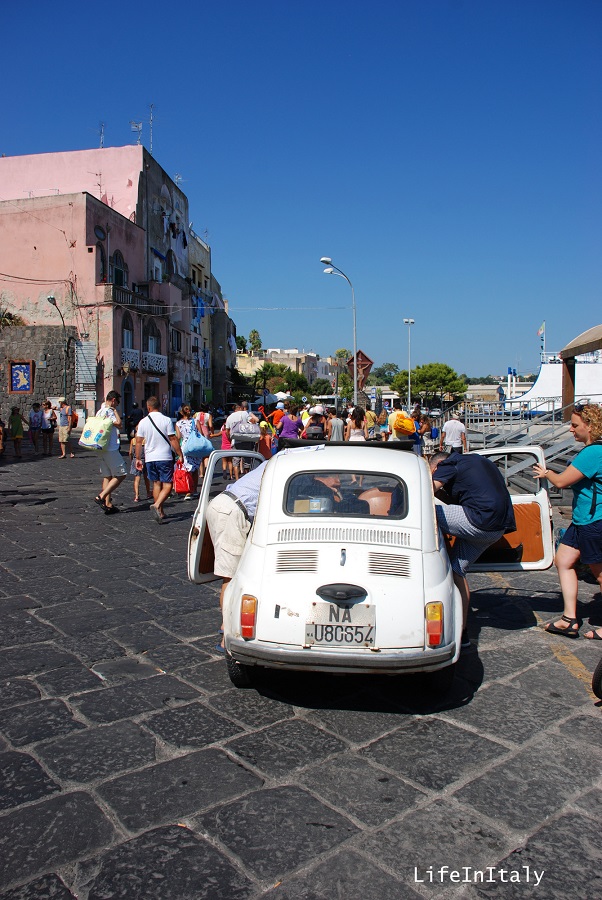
[560,324,602,359]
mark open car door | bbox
[468,445,554,571]
[187,449,266,584]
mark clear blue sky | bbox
[3,0,600,377]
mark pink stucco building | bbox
[0,146,236,417]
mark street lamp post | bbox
[320,257,357,407]
[47,295,74,401]
[403,317,414,409]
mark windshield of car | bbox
[284,471,407,519]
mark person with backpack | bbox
[387,400,415,443]
[302,406,326,440]
[532,404,602,640]
[227,402,260,479]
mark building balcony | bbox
[107,284,168,317]
[141,352,168,375]
[121,348,140,370]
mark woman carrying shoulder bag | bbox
[194,404,213,479]
[533,404,602,639]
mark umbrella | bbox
[275,391,291,400]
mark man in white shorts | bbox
[94,390,127,515]
[207,459,269,650]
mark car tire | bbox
[423,663,456,694]
[592,656,602,701]
[226,652,255,689]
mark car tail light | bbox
[425,602,443,647]
[241,595,257,639]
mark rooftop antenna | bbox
[130,120,142,145]
[174,173,183,186]
[149,103,155,156]
[99,122,105,149]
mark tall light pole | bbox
[403,317,414,409]
[47,295,74,401]
[320,257,357,406]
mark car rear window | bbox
[284,471,407,519]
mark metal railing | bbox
[110,285,168,317]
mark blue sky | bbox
[3,0,600,376]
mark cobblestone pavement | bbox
[0,444,601,899]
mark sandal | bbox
[93,496,106,509]
[584,628,602,641]
[545,615,580,638]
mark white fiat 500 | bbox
[188,443,553,691]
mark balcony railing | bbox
[142,352,168,375]
[109,285,168,317]
[121,348,140,369]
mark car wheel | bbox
[592,656,602,701]
[226,652,255,689]
[423,663,456,694]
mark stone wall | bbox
[0,324,76,417]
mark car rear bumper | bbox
[226,637,457,674]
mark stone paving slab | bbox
[81,825,255,900]
[0,792,115,891]
[0,451,600,897]
[195,786,358,882]
[97,748,262,832]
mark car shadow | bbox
[249,651,485,717]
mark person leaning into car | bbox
[206,460,270,651]
[429,450,516,649]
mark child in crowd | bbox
[258,420,273,459]
[214,422,234,481]
[129,427,151,501]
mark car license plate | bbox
[305,602,375,648]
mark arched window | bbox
[166,249,177,277]
[143,319,161,355]
[110,250,128,287]
[122,312,134,349]
[96,242,107,283]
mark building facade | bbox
[0,146,236,419]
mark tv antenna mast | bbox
[99,122,105,149]
[174,173,184,186]
[130,120,142,144]
[149,103,155,156]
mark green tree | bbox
[254,362,289,393]
[281,370,310,393]
[248,329,262,352]
[411,363,467,404]
[311,378,334,396]
[389,370,409,401]
[337,372,353,401]
[235,335,247,352]
[371,362,400,384]
[335,348,351,360]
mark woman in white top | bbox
[345,407,368,442]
